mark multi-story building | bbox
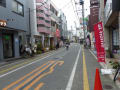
[0,0,28,61]
[104,0,120,58]
[50,1,60,47]
[59,11,68,41]
[88,0,99,49]
[36,0,51,48]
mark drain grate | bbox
[103,85,113,89]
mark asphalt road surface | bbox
[0,43,119,90]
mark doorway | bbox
[2,34,14,59]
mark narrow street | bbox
[0,43,119,90]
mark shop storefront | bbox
[0,28,20,61]
[112,28,120,54]
[2,33,14,59]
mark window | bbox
[36,9,44,13]
[45,20,50,23]
[12,0,24,16]
[37,17,44,20]
[0,0,6,7]
[37,24,45,27]
[45,14,49,17]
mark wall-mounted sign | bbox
[0,20,7,27]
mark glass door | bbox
[2,34,14,59]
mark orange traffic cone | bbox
[94,68,103,90]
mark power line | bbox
[73,0,81,24]
[60,0,72,10]
[71,0,79,21]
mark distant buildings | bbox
[59,11,68,41]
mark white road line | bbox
[0,49,64,78]
[89,49,106,68]
[89,49,97,59]
[65,46,81,90]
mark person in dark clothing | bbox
[56,42,59,49]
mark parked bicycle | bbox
[113,65,120,82]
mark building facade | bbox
[104,0,120,58]
[0,0,28,61]
[50,1,60,47]
[36,0,51,48]
[88,0,99,49]
[59,11,68,41]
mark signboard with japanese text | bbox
[0,20,7,27]
[94,22,105,63]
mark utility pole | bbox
[80,0,85,44]
[29,8,31,44]
[74,21,77,36]
[74,21,77,42]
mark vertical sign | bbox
[55,29,60,38]
[94,22,105,63]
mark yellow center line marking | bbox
[24,62,59,90]
[13,61,55,90]
[34,83,44,90]
[83,49,90,90]
[3,61,52,90]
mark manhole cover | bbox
[103,85,113,89]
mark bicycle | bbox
[66,45,69,50]
[113,65,120,82]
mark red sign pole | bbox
[94,22,105,63]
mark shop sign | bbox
[55,29,60,38]
[94,22,105,63]
[0,20,7,27]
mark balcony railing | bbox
[45,22,51,27]
[36,0,44,3]
[37,13,45,17]
[37,20,45,25]
[37,27,51,34]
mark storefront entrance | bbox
[2,34,14,59]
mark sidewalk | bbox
[90,48,120,89]
[0,48,63,67]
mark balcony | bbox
[36,5,44,11]
[50,11,59,24]
[45,22,51,27]
[37,20,45,25]
[36,0,43,3]
[37,27,51,34]
[37,13,44,17]
[45,17,51,21]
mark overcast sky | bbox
[51,0,90,31]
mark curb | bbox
[0,48,64,68]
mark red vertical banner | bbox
[55,29,60,38]
[94,22,105,63]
